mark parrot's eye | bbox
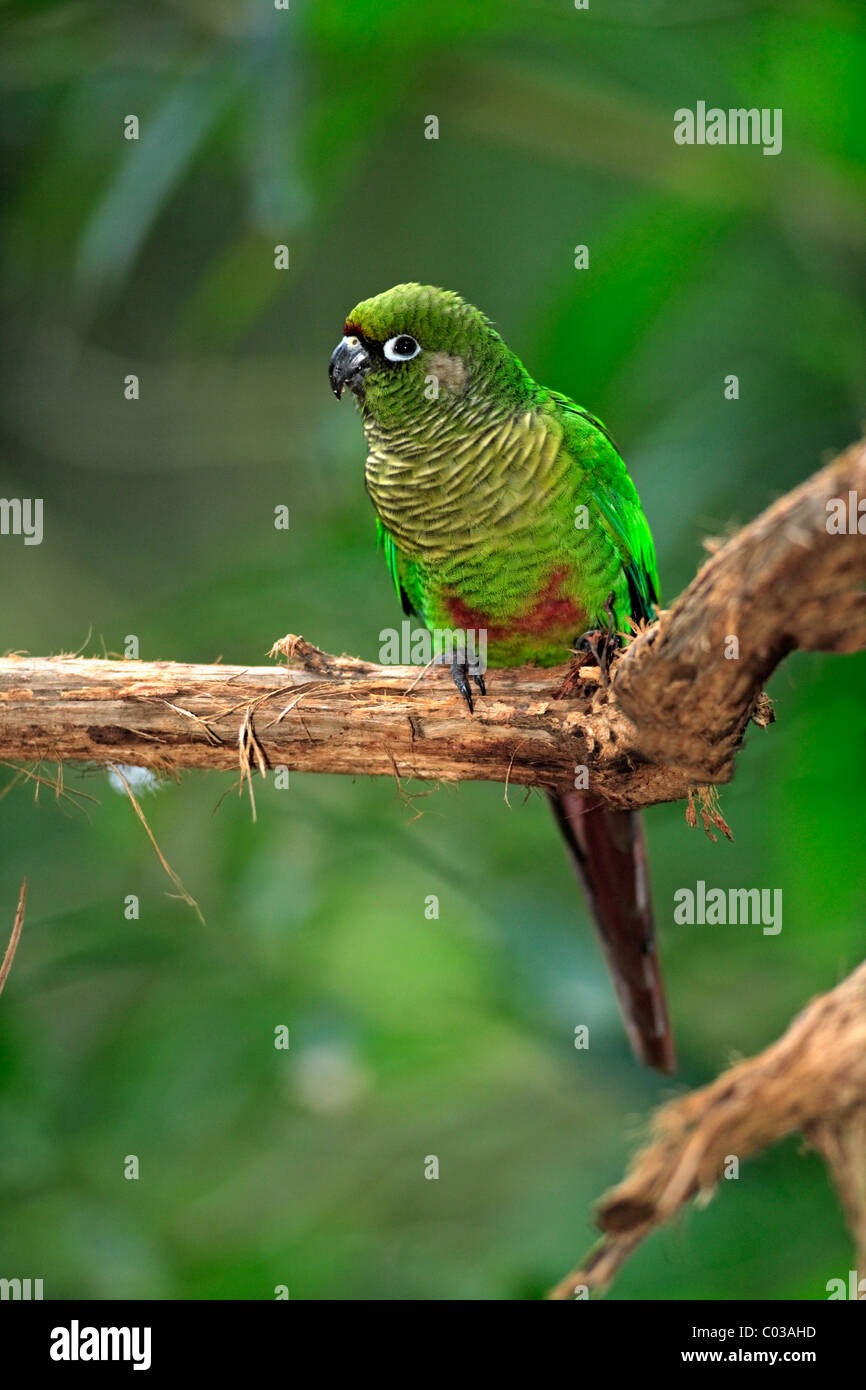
[383,334,421,362]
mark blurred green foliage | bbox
[1,0,864,1300]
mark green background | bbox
[1,0,864,1300]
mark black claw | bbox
[451,663,474,712]
[439,645,487,713]
[576,604,620,686]
[602,590,617,638]
[449,651,487,712]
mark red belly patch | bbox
[446,567,583,640]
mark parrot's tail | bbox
[548,790,676,1074]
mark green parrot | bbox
[329,283,674,1073]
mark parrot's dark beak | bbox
[329,336,371,399]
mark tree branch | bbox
[0,439,863,808]
[613,435,866,784]
[549,957,866,1300]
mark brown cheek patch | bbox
[426,352,468,392]
[446,567,584,641]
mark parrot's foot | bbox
[576,592,620,686]
[444,652,486,713]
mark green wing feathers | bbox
[589,477,659,625]
[376,517,416,617]
[554,394,659,628]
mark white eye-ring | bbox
[383,334,421,362]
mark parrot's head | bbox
[328,283,531,425]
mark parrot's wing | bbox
[589,476,659,624]
[376,518,416,616]
[552,393,659,625]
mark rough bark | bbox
[549,957,866,1300]
[0,439,863,809]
